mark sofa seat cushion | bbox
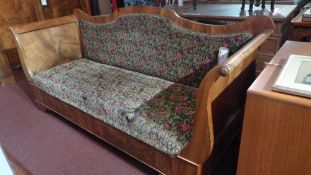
[79,14,253,87]
[33,59,197,156]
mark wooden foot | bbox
[35,101,49,112]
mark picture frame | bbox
[272,54,311,98]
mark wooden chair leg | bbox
[249,0,254,12]
[193,0,197,10]
[241,0,246,10]
[270,0,275,12]
[261,0,266,9]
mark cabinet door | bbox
[0,0,40,82]
[0,0,39,49]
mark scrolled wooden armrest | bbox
[9,16,82,81]
[194,15,274,77]
[181,28,274,164]
[218,30,273,77]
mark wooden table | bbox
[170,4,298,74]
[290,2,311,41]
[237,41,311,175]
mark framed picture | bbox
[272,55,311,98]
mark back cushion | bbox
[79,14,252,87]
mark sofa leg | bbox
[172,157,202,175]
[34,101,49,112]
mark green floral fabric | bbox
[79,14,253,87]
[33,59,197,156]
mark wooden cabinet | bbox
[0,0,91,86]
[290,2,311,41]
[237,41,311,175]
[34,0,91,20]
[0,0,40,85]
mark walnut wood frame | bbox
[10,6,274,175]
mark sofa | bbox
[10,7,274,175]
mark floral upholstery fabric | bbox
[79,14,253,87]
[33,59,197,156]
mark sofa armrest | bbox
[180,16,274,164]
[10,15,82,81]
[219,30,273,77]
[218,15,274,76]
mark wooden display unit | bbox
[237,41,311,175]
[0,0,40,86]
[290,2,311,41]
[33,0,91,20]
[170,4,297,74]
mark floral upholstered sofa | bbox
[10,7,274,175]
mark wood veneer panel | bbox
[237,41,311,175]
[239,94,311,175]
[0,0,41,84]
[0,0,39,49]
[11,18,82,80]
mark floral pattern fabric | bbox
[79,14,253,87]
[33,59,197,156]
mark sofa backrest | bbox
[79,14,252,87]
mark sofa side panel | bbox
[11,21,82,81]
[180,33,270,164]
